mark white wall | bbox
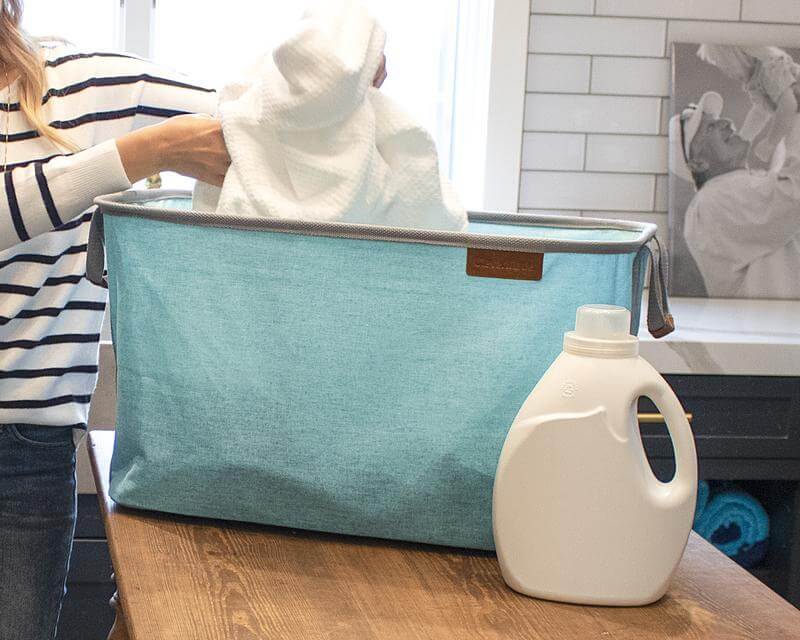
[523,0,800,248]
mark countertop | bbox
[639,297,800,377]
[90,430,800,639]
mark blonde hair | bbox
[1,0,78,152]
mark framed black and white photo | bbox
[669,42,800,300]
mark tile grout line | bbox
[654,182,667,213]
[521,168,666,176]
[524,133,671,162]
[651,172,658,211]
[518,4,530,214]
[584,54,593,174]
[523,126,667,138]
[529,13,793,26]
[529,51,670,61]
[739,0,743,22]
[582,133,589,171]
[519,207,668,214]
[528,90,669,99]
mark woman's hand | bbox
[116,114,231,186]
[373,54,387,88]
[158,114,231,186]
[118,57,383,187]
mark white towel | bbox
[193,0,467,231]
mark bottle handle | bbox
[633,373,698,509]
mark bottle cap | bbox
[563,305,639,357]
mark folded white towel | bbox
[193,0,467,231]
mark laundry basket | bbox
[89,190,671,550]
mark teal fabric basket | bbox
[90,191,670,550]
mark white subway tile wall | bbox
[590,57,670,96]
[525,94,661,133]
[595,0,740,21]
[527,54,591,92]
[530,0,594,16]
[521,0,800,252]
[655,174,669,212]
[741,0,800,25]
[529,15,666,56]
[585,135,668,173]
[667,20,800,49]
[519,209,581,217]
[520,171,654,211]
[659,98,671,135]
[522,132,585,170]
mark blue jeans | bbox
[0,425,77,640]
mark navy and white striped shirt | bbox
[0,44,216,428]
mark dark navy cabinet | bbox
[640,375,800,608]
[57,495,115,640]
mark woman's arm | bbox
[90,54,230,183]
[1,140,130,252]
[89,55,231,183]
[755,86,798,161]
[767,87,797,146]
[116,114,230,186]
[1,114,229,254]
[739,104,770,142]
[1,51,231,252]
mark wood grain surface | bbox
[89,431,800,639]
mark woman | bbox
[0,1,386,637]
[0,2,228,637]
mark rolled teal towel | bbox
[693,480,710,528]
[695,490,769,568]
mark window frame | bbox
[120,0,529,211]
[482,0,529,212]
[120,0,154,60]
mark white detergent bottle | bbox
[493,304,697,606]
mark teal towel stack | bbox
[693,480,710,528]
[694,486,769,568]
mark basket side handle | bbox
[645,236,674,338]
[86,208,108,289]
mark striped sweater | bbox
[1,44,216,428]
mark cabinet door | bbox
[57,497,115,640]
[639,376,800,460]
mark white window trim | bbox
[120,0,155,58]
[482,0,529,212]
[121,0,530,212]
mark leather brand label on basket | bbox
[466,249,544,281]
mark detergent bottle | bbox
[493,304,697,606]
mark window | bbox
[22,0,528,210]
[151,1,478,202]
[22,0,119,52]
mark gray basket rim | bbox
[94,190,657,255]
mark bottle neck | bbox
[563,331,639,358]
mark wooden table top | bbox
[89,431,800,639]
